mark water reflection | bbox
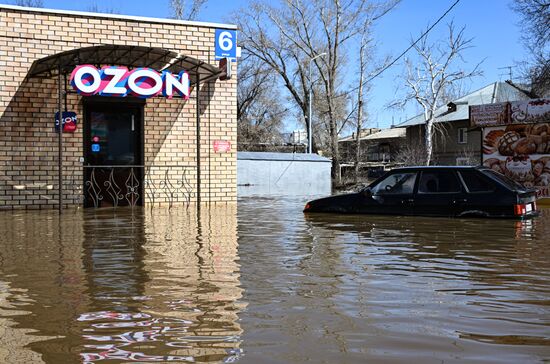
[0,210,88,363]
[0,199,549,363]
[237,198,550,363]
[0,204,242,363]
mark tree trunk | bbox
[355,101,363,183]
[355,102,363,183]
[425,119,434,165]
[355,42,365,183]
[330,116,340,182]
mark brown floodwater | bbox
[0,198,548,363]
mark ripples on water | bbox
[0,198,548,363]
[0,205,243,363]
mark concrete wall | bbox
[0,5,237,209]
[237,152,332,197]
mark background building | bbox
[396,82,532,166]
[339,127,406,179]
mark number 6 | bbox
[219,31,233,51]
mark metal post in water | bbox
[57,65,63,214]
[196,80,201,205]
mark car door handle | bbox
[453,198,468,204]
[402,199,414,204]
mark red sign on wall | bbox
[55,111,78,133]
[213,140,231,153]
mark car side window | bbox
[371,172,417,195]
[418,171,461,194]
[459,170,496,192]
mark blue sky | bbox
[3,0,525,132]
[371,0,524,129]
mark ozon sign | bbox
[69,65,190,99]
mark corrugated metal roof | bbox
[339,127,406,142]
[396,82,531,127]
[339,128,379,142]
[363,128,406,140]
[238,152,331,162]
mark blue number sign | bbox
[215,29,237,60]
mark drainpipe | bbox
[196,81,201,205]
[57,65,63,214]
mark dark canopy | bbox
[28,45,221,85]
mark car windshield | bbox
[482,169,527,191]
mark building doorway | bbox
[83,101,144,208]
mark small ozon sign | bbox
[70,65,191,99]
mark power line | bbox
[498,65,514,81]
[337,0,461,100]
[243,0,461,122]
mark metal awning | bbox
[32,45,219,213]
[28,45,221,85]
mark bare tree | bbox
[238,56,272,121]
[511,0,550,96]
[456,145,480,166]
[170,0,208,21]
[236,0,398,181]
[352,19,375,182]
[394,143,427,166]
[87,3,119,14]
[14,0,43,6]
[393,23,482,165]
[237,54,286,149]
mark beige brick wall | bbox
[0,6,237,209]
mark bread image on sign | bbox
[491,123,550,156]
[482,124,550,197]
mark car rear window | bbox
[459,170,496,192]
[418,171,461,193]
[482,169,526,191]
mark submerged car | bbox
[304,166,539,218]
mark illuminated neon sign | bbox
[69,65,190,99]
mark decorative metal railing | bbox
[83,165,195,209]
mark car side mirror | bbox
[361,187,372,198]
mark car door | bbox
[413,170,465,217]
[456,169,502,216]
[360,171,418,215]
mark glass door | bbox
[84,103,143,207]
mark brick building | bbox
[0,4,237,209]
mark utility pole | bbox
[498,66,513,81]
[308,53,326,154]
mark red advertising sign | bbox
[55,111,77,133]
[70,65,190,99]
[475,99,550,199]
[482,124,550,198]
[213,140,231,153]
[471,99,550,127]
[470,103,511,127]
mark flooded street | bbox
[0,198,549,363]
